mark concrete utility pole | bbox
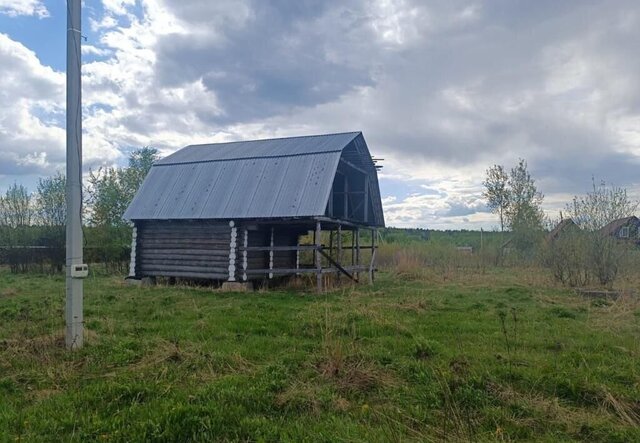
[66,0,87,349]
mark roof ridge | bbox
[183,131,361,149]
[155,150,343,167]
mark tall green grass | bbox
[1,268,639,441]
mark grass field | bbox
[1,268,639,442]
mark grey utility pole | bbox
[66,0,87,349]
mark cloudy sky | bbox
[0,0,639,229]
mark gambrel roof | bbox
[124,132,385,227]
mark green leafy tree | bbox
[0,183,33,228]
[506,159,545,252]
[0,183,34,252]
[126,147,158,186]
[482,165,510,232]
[484,160,545,254]
[36,172,66,226]
[506,160,545,229]
[85,147,159,272]
[87,147,159,226]
[87,167,129,227]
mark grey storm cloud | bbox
[154,0,376,121]
[151,0,640,195]
[2,0,639,227]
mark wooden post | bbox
[295,240,300,276]
[315,221,322,292]
[242,228,248,281]
[368,228,376,284]
[269,226,274,279]
[228,220,237,281]
[312,228,316,267]
[128,225,137,278]
[343,174,349,219]
[351,229,355,266]
[355,227,360,281]
[363,175,369,223]
[337,224,342,283]
[329,230,334,260]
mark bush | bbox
[544,230,631,288]
[544,230,590,287]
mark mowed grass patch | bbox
[0,269,639,441]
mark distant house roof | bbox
[599,216,640,237]
[547,218,578,241]
[124,132,385,226]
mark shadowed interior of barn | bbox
[123,132,385,291]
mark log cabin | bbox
[123,132,385,290]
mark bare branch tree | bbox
[567,177,639,231]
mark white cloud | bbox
[0,34,64,180]
[0,0,48,18]
[101,0,136,16]
[2,0,640,229]
[82,45,112,57]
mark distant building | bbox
[124,132,385,291]
[547,218,579,242]
[599,216,640,243]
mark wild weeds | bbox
[497,308,519,379]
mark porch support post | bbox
[337,224,342,283]
[269,226,274,279]
[364,175,369,223]
[329,230,334,260]
[312,227,317,267]
[315,221,323,292]
[242,227,248,281]
[128,224,137,278]
[355,227,360,282]
[343,174,349,219]
[228,220,237,281]
[369,228,376,284]
[351,229,355,266]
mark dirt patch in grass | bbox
[317,354,396,394]
[1,287,18,297]
[274,381,323,415]
[1,331,65,354]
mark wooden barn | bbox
[123,132,385,290]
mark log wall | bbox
[135,220,233,280]
[133,220,303,281]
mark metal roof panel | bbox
[157,132,360,165]
[124,132,385,226]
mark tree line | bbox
[0,147,159,272]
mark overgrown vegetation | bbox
[544,179,640,288]
[1,268,639,441]
[0,148,158,273]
